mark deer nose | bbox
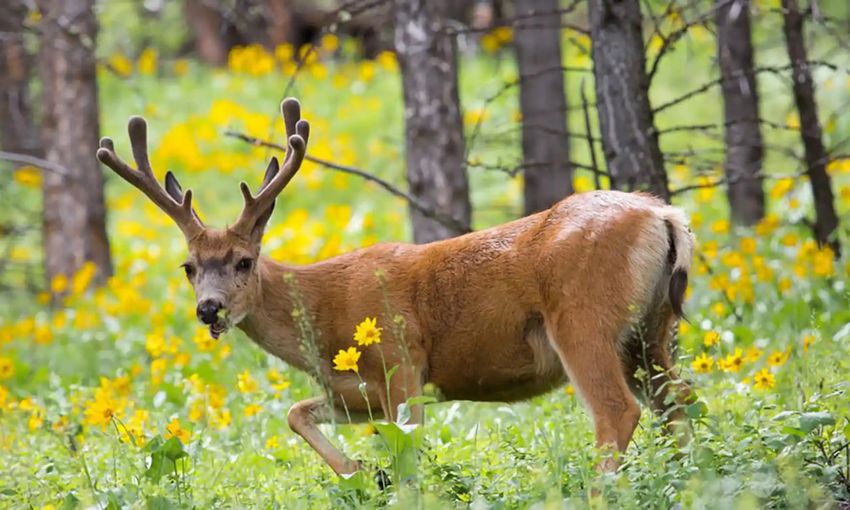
[196,299,222,325]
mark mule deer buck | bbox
[97,98,695,477]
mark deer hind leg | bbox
[624,303,694,443]
[287,396,369,476]
[546,313,641,472]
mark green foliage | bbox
[2,10,850,508]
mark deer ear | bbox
[165,171,204,225]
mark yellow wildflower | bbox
[710,219,730,235]
[803,334,815,352]
[354,317,382,346]
[211,409,231,430]
[13,166,41,188]
[266,435,280,450]
[50,274,68,294]
[267,368,291,392]
[244,403,263,417]
[194,327,216,352]
[0,385,8,410]
[83,391,125,430]
[767,349,789,367]
[703,331,720,347]
[0,356,14,380]
[745,346,762,363]
[753,368,775,390]
[692,353,713,373]
[237,370,258,394]
[333,347,361,373]
[173,59,189,76]
[165,418,190,443]
[719,348,744,373]
[28,408,44,431]
[320,33,339,52]
[108,52,133,77]
[189,400,205,422]
[739,237,757,255]
[812,248,835,277]
[138,48,157,76]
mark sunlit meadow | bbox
[2,13,850,509]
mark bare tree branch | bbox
[224,130,472,234]
[0,150,72,176]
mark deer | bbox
[96,98,695,479]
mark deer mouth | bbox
[209,319,229,339]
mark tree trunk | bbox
[265,0,294,47]
[588,0,669,201]
[36,0,112,291]
[716,0,765,225]
[185,0,229,66]
[514,0,573,215]
[394,0,471,243]
[781,0,839,253]
[0,1,41,160]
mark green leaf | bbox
[161,436,188,461]
[385,365,399,383]
[104,493,121,510]
[145,449,173,483]
[338,470,370,491]
[780,425,806,437]
[146,495,177,510]
[685,401,708,419]
[61,493,79,510]
[143,435,165,453]
[799,412,835,433]
[373,421,420,482]
[405,395,437,407]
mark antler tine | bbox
[96,116,204,239]
[127,116,158,180]
[232,98,309,236]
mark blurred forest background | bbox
[1,0,848,292]
[2,0,850,507]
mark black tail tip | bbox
[669,269,688,317]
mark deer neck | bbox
[236,256,320,372]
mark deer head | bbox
[96,98,310,338]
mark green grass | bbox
[1,15,850,508]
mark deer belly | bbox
[429,318,567,402]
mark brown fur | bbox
[101,101,696,477]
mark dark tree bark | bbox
[36,0,112,290]
[588,0,669,201]
[394,0,471,243]
[0,1,41,161]
[716,0,765,225]
[781,0,839,253]
[514,0,573,215]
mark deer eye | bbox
[236,257,253,272]
[181,263,196,279]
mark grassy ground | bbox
[2,14,850,509]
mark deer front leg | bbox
[287,396,365,476]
